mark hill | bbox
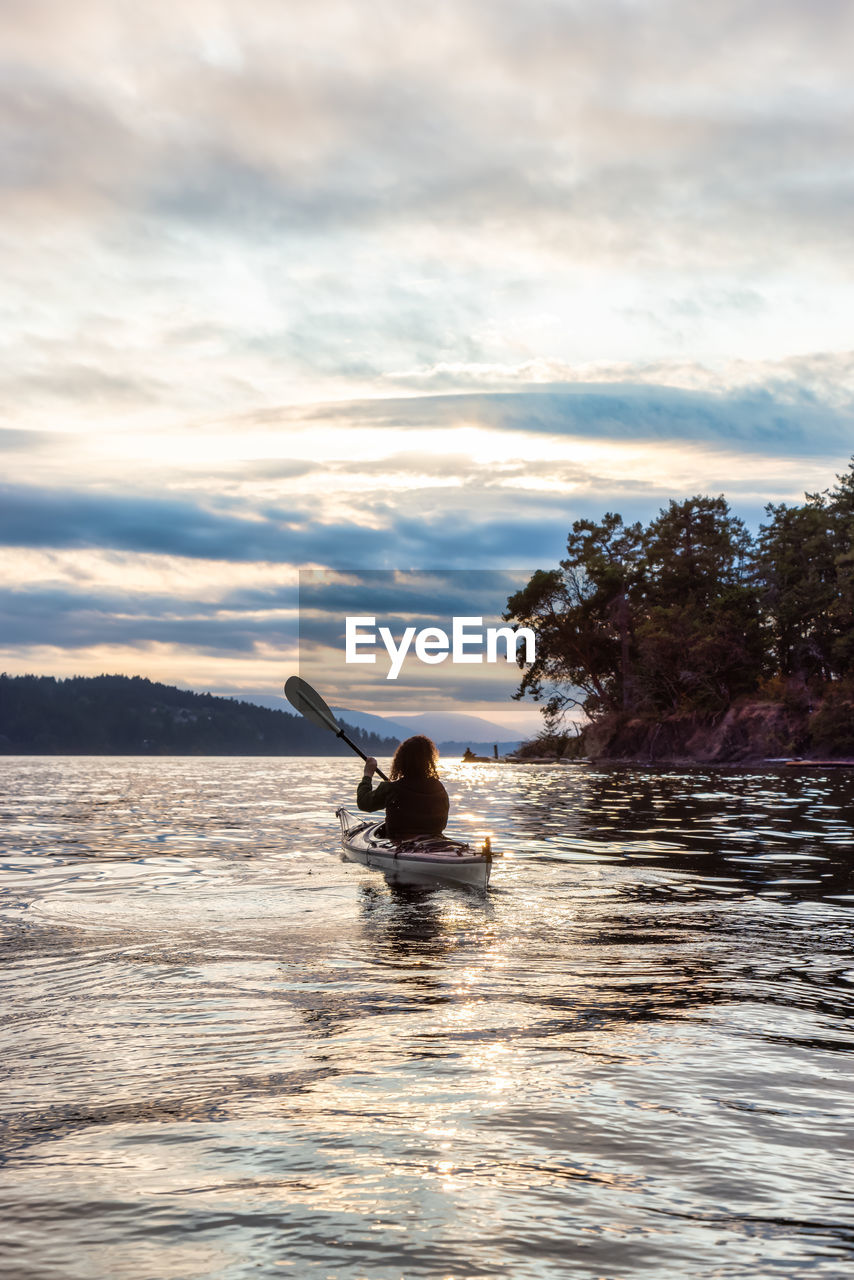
[392,711,520,742]
[0,674,400,757]
[329,705,412,740]
[330,706,522,755]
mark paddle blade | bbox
[284,675,340,735]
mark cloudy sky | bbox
[2,0,852,732]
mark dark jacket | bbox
[356,775,449,839]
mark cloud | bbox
[0,480,577,567]
[0,568,533,687]
[297,381,854,460]
[297,568,527,636]
[0,486,299,560]
[6,358,167,406]
[3,372,851,570]
[4,0,854,264]
[0,585,291,653]
[3,1,854,440]
[0,428,70,452]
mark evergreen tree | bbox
[828,460,854,675]
[0,674,400,756]
[756,495,837,681]
[508,495,767,723]
[505,513,643,725]
[635,497,766,714]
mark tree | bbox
[505,514,645,724]
[506,495,766,725]
[756,495,837,681]
[827,458,854,675]
[643,495,753,606]
[633,588,767,715]
[0,674,401,756]
[635,496,766,714]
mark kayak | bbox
[336,808,493,889]
[336,807,493,889]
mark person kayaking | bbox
[357,735,450,839]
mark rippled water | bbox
[2,756,854,1279]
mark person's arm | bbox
[356,756,393,812]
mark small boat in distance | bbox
[336,808,493,890]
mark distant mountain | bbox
[217,699,523,754]
[394,711,520,742]
[331,707,523,749]
[0,674,400,757]
[330,706,411,740]
[330,707,522,755]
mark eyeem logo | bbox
[345,616,536,680]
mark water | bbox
[2,757,854,1279]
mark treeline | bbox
[0,674,399,756]
[506,458,854,742]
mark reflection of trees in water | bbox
[504,766,854,902]
[292,772,854,1054]
[489,768,854,1041]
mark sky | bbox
[2,0,853,734]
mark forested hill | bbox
[0,674,400,757]
[505,458,854,762]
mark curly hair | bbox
[389,734,440,781]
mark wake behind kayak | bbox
[336,807,493,890]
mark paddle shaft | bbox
[337,727,390,782]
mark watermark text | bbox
[345,615,536,680]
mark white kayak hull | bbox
[336,808,492,889]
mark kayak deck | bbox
[336,807,492,889]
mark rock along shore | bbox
[580,697,854,766]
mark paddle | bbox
[284,675,390,781]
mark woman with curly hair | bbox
[356,735,449,839]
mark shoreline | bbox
[510,756,854,769]
[511,695,854,771]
